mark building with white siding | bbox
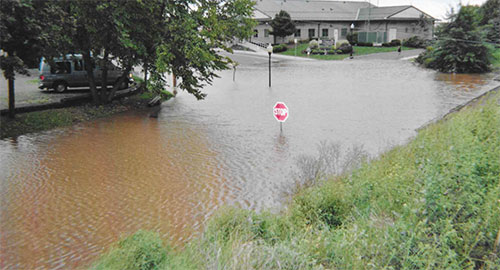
[251,0,436,45]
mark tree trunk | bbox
[143,61,148,83]
[83,50,99,105]
[100,51,109,103]
[8,76,15,118]
[107,65,131,102]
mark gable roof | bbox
[254,0,374,21]
[357,5,410,20]
[253,8,272,21]
[357,5,435,20]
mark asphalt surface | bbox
[0,69,96,111]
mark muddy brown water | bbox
[1,54,498,269]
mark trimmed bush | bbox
[403,36,427,48]
[308,39,319,49]
[346,32,358,45]
[310,49,322,55]
[356,42,373,47]
[390,39,401,46]
[272,44,287,53]
[336,43,353,54]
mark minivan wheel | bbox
[53,82,67,93]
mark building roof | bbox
[254,0,435,22]
[357,5,435,20]
[254,0,374,21]
[357,5,410,20]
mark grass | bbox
[93,90,500,269]
[27,79,39,85]
[279,42,416,60]
[138,89,174,101]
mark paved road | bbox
[0,49,423,111]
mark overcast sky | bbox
[351,0,489,21]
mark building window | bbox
[253,29,258,38]
[308,28,315,38]
[294,29,301,37]
[322,29,329,37]
[341,28,347,38]
[405,27,408,33]
[264,29,270,37]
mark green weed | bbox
[94,92,500,269]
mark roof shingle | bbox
[254,0,374,21]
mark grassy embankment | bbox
[278,42,415,60]
[0,77,173,139]
[93,90,500,269]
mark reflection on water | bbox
[434,72,492,91]
[1,55,498,269]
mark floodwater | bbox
[1,53,498,269]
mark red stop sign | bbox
[273,102,289,122]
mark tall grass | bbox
[93,92,500,269]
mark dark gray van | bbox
[39,54,132,92]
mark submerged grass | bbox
[93,91,500,269]
[0,95,149,139]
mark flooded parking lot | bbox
[1,53,497,269]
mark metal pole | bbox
[233,65,236,82]
[280,122,282,133]
[268,52,271,87]
[8,78,15,118]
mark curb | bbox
[0,86,141,116]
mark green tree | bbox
[152,0,256,100]
[0,0,46,118]
[417,5,491,73]
[478,0,500,25]
[43,0,256,103]
[270,10,296,44]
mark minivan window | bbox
[50,61,71,74]
[84,60,96,71]
[73,60,83,71]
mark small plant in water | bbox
[292,141,368,192]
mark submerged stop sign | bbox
[273,102,289,122]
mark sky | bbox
[351,0,489,20]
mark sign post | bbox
[273,102,289,132]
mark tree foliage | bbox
[478,0,500,25]
[2,0,256,107]
[416,5,492,73]
[0,0,52,117]
[270,10,296,42]
[0,0,44,80]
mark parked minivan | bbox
[39,54,133,92]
